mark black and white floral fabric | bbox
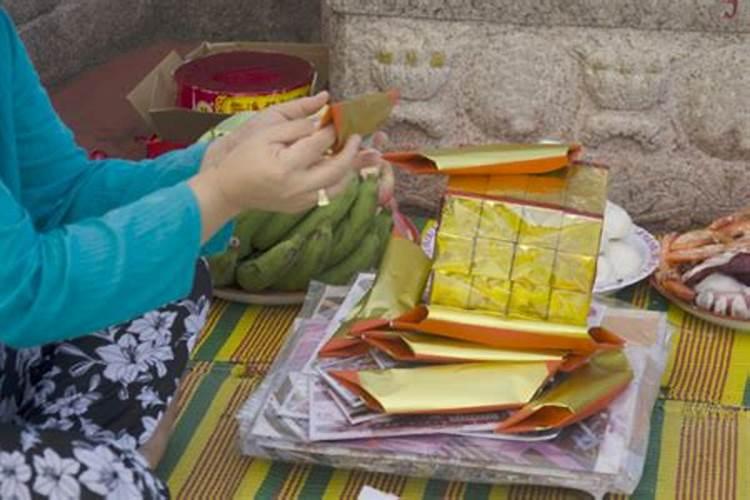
[0,260,211,499]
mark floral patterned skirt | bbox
[0,260,211,499]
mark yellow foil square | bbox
[558,214,603,256]
[552,252,597,293]
[469,277,511,313]
[430,271,471,309]
[548,289,591,325]
[434,233,475,275]
[511,245,555,286]
[508,283,551,321]
[518,206,563,249]
[478,200,523,242]
[440,195,482,238]
[472,238,515,279]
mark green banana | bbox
[273,223,333,291]
[252,210,310,251]
[236,234,305,292]
[206,237,240,287]
[325,175,380,267]
[317,231,380,286]
[372,210,394,268]
[283,176,360,243]
[233,210,273,258]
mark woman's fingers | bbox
[260,117,318,144]
[301,135,363,190]
[272,91,330,120]
[280,125,337,169]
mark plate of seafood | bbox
[652,208,750,330]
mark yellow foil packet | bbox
[439,195,482,238]
[511,245,555,286]
[430,271,472,309]
[477,200,523,242]
[434,233,475,275]
[508,283,551,321]
[558,213,603,256]
[331,360,559,414]
[548,289,591,325]
[469,277,511,313]
[472,238,515,279]
[552,253,597,293]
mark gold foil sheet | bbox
[334,360,557,414]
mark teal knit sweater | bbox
[0,10,231,348]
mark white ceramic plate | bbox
[594,226,660,295]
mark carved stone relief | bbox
[326,5,750,231]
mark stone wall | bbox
[4,0,322,86]
[325,0,750,232]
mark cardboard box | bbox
[127,42,329,144]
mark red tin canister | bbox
[174,51,316,114]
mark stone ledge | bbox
[328,0,749,33]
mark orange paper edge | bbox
[384,145,581,176]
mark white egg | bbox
[596,255,615,284]
[604,201,634,240]
[608,241,643,281]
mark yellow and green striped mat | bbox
[156,283,750,499]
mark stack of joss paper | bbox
[318,144,634,434]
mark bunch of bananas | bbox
[207,173,393,292]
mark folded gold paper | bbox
[320,236,431,356]
[496,349,633,433]
[557,214,602,256]
[333,360,558,414]
[421,143,571,172]
[427,305,591,339]
[364,330,565,363]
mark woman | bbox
[0,8,381,499]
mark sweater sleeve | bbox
[7,13,231,255]
[0,179,204,348]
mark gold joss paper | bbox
[341,360,557,414]
[429,163,607,326]
[439,195,481,238]
[552,253,596,293]
[472,239,514,279]
[434,234,474,274]
[497,349,633,433]
[508,283,551,321]
[558,214,602,256]
[548,289,591,325]
[511,245,554,286]
[469,277,511,312]
[518,206,562,249]
[477,201,523,241]
[430,272,471,309]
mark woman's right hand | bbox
[188,112,372,242]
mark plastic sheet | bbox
[237,279,671,499]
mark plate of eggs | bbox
[594,202,660,295]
